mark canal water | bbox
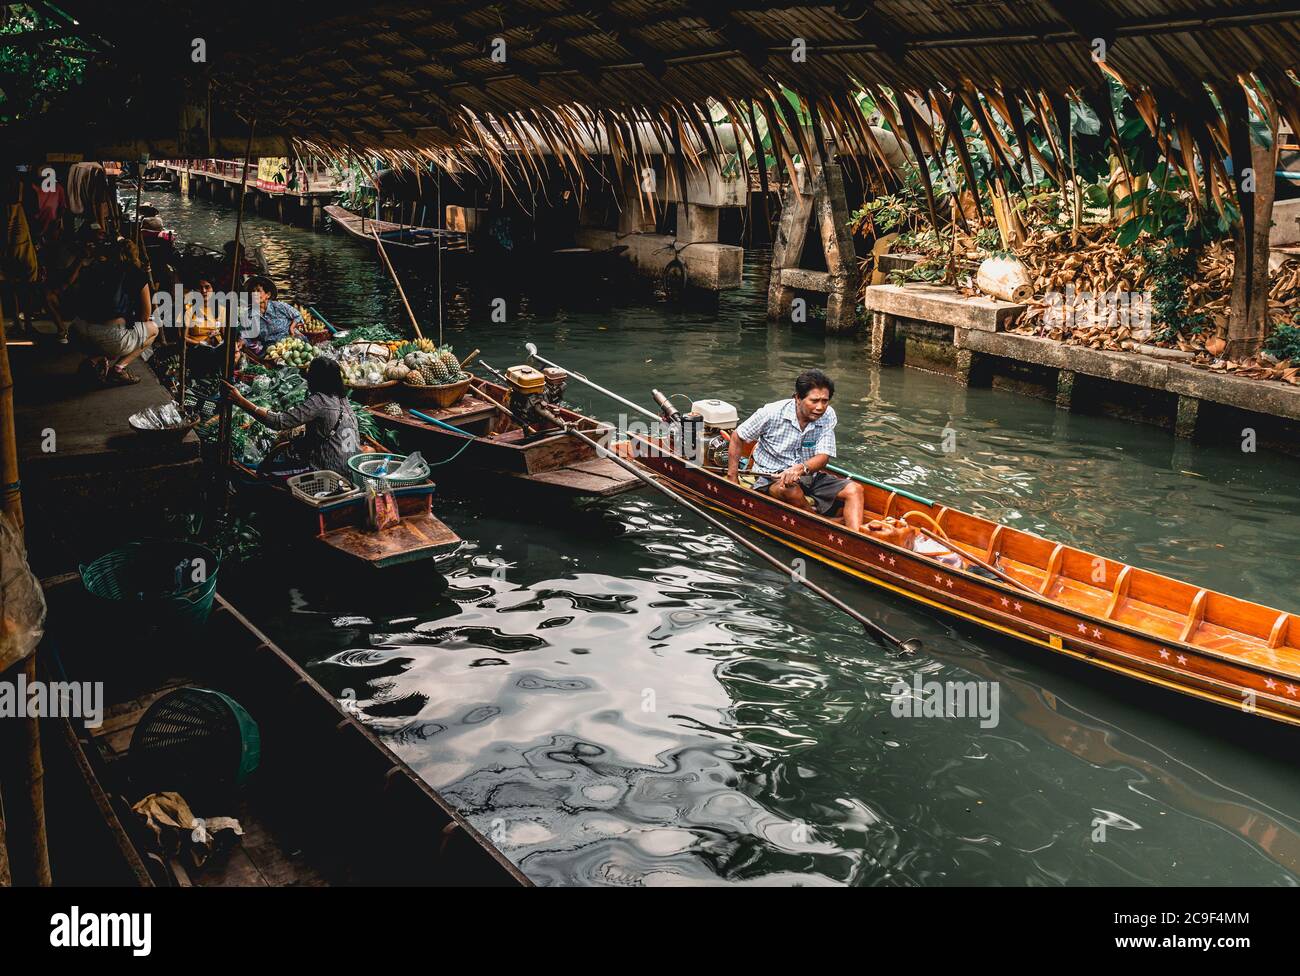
[153,189,1300,886]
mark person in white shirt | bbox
[726,369,865,532]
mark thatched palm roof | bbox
[28,1,1299,163]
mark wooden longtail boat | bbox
[229,447,460,569]
[40,575,528,886]
[629,436,1300,727]
[367,378,642,499]
[323,205,467,255]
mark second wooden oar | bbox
[371,226,425,341]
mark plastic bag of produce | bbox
[0,512,47,672]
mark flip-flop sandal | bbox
[105,366,140,386]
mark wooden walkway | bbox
[11,344,201,573]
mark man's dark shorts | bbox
[754,470,851,515]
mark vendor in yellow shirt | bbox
[184,275,225,346]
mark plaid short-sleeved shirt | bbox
[735,398,837,474]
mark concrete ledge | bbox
[575,228,742,290]
[955,329,1300,421]
[779,267,831,292]
[864,283,1024,333]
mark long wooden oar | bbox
[559,422,922,653]
[371,226,425,340]
[476,358,916,647]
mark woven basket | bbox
[395,377,472,408]
[346,380,398,405]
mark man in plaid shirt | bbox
[726,369,865,531]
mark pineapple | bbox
[406,371,426,386]
[423,359,449,385]
[438,347,459,370]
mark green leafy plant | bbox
[1264,320,1300,362]
[0,7,88,123]
[1137,243,1210,341]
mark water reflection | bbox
[155,190,1300,887]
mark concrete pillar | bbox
[1056,369,1077,410]
[825,292,855,334]
[312,202,322,229]
[869,311,901,365]
[618,168,658,235]
[956,348,993,388]
[680,203,719,244]
[1175,395,1200,439]
[277,197,284,223]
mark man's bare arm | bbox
[727,433,755,483]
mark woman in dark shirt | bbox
[222,357,360,476]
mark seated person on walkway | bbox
[241,275,302,354]
[726,368,865,532]
[222,357,360,478]
[71,238,158,385]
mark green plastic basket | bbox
[131,687,261,800]
[80,541,220,637]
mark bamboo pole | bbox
[370,226,425,341]
[217,118,256,472]
[0,280,50,886]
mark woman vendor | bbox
[241,275,302,354]
[185,275,225,345]
[221,357,360,477]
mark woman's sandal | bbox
[104,365,140,386]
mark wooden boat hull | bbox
[631,441,1300,727]
[40,575,528,886]
[368,380,642,499]
[323,205,468,256]
[230,462,460,569]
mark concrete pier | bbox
[862,281,1300,455]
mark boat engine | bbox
[651,389,709,464]
[692,399,739,470]
[542,367,568,406]
[506,365,565,433]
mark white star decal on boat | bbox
[1176,654,1187,665]
[946,580,953,589]
[878,552,886,562]
[1159,648,1170,660]
[888,557,896,566]
[1092,628,1102,639]
[1077,623,1088,633]
[1265,677,1277,689]
[1000,597,1009,607]
[1013,602,1022,612]
[934,574,943,584]
[1288,685,1298,697]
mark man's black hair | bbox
[795,369,834,399]
[307,356,346,397]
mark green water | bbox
[155,189,1300,886]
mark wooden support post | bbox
[766,156,861,333]
[0,286,50,886]
[767,169,812,323]
[814,160,861,334]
